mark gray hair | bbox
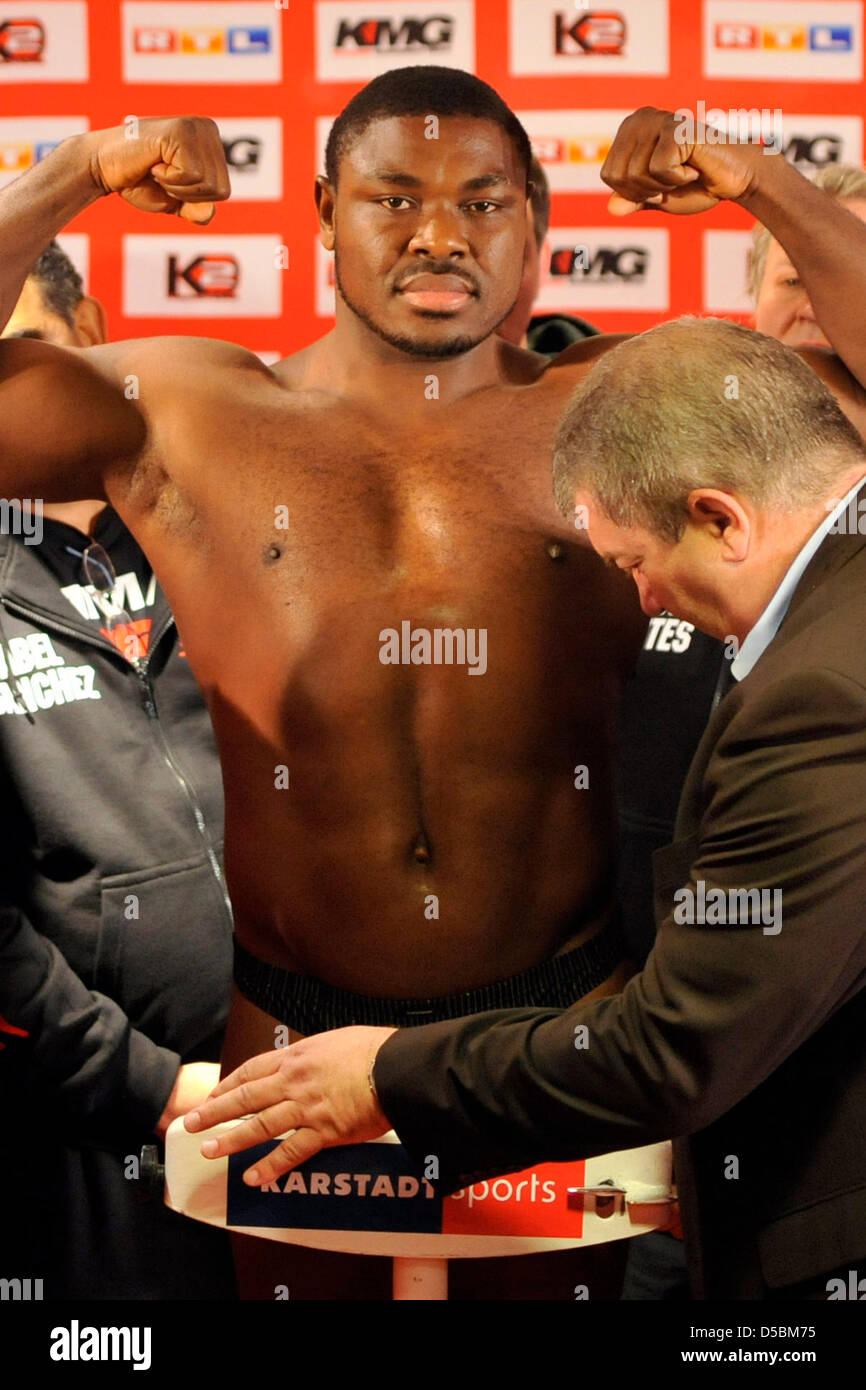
[552,316,866,543]
[748,163,866,301]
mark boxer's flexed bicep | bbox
[0,336,146,502]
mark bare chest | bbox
[122,377,615,696]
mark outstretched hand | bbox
[602,106,767,216]
[183,1025,397,1185]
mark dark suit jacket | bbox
[375,521,866,1299]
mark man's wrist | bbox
[369,1029,399,1114]
[74,131,118,199]
[732,147,797,213]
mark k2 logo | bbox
[555,11,626,56]
[167,255,240,298]
[0,19,45,61]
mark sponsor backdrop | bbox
[0,0,862,354]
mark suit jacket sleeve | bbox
[0,899,180,1134]
[374,667,866,1189]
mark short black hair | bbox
[325,65,532,189]
[28,240,83,326]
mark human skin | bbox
[755,197,866,347]
[3,106,866,1296]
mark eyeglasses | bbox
[81,542,146,664]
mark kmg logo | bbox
[549,245,647,281]
[333,15,454,49]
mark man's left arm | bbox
[737,158,866,394]
[594,110,866,424]
[188,667,866,1187]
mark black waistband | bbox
[233,917,626,1032]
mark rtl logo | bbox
[0,141,58,171]
[713,23,853,52]
[167,255,240,298]
[555,11,626,56]
[0,19,45,61]
[132,26,272,56]
[532,135,612,165]
[549,245,647,281]
[334,16,453,50]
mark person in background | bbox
[497,155,600,353]
[0,242,236,1299]
[751,163,866,347]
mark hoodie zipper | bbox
[131,655,233,921]
[1,597,232,922]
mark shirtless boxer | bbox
[2,70,865,1299]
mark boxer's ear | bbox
[315,176,336,250]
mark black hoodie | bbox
[0,506,235,1299]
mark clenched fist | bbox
[85,116,231,224]
[602,106,770,216]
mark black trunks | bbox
[233,916,626,1033]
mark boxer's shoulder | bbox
[111,334,270,376]
[542,332,634,381]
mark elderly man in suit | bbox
[188,316,866,1300]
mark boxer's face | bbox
[754,197,866,347]
[320,115,528,358]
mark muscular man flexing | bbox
[2,70,865,1299]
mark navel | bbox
[546,540,565,562]
[263,543,283,564]
[411,831,432,866]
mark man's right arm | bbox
[373,666,866,1188]
[0,900,179,1135]
[0,120,230,501]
